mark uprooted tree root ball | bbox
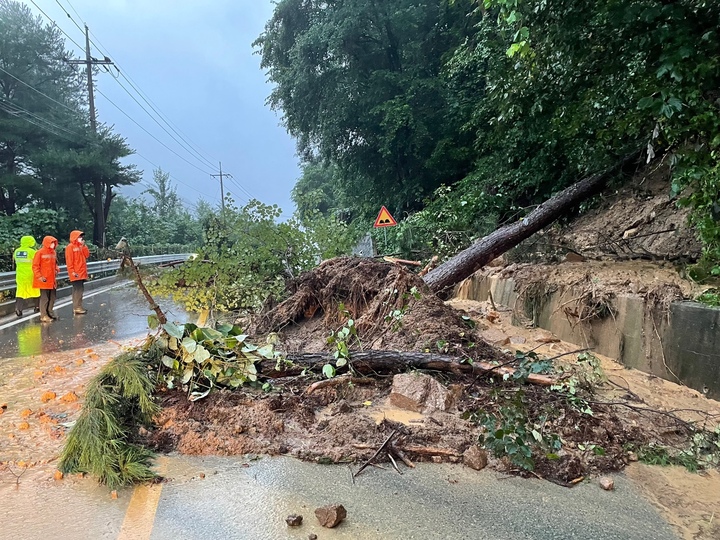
[60,257,720,487]
[251,256,492,355]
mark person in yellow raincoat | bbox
[13,235,41,317]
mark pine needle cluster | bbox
[59,341,161,489]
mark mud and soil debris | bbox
[146,258,717,487]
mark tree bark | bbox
[423,153,640,294]
[124,255,167,324]
[93,179,105,247]
[260,350,555,386]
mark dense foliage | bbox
[149,198,356,313]
[257,0,720,267]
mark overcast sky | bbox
[28,0,299,218]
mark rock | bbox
[308,535,318,540]
[390,373,459,413]
[285,514,303,527]
[315,504,347,528]
[463,446,488,471]
[331,400,352,415]
[598,477,615,491]
[480,327,510,346]
[627,452,638,462]
[564,252,586,263]
[622,228,638,239]
[509,336,526,345]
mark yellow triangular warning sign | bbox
[374,205,397,228]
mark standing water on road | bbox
[0,283,190,359]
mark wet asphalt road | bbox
[1,455,679,540]
[0,282,189,358]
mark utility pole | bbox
[211,162,233,217]
[68,25,113,246]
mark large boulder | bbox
[389,373,461,413]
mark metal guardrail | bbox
[0,253,192,294]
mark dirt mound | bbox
[147,365,683,485]
[553,162,701,261]
[252,257,490,355]
[145,258,712,488]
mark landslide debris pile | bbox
[60,257,719,489]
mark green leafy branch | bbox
[155,319,280,401]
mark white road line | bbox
[0,282,129,331]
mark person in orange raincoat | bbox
[65,230,90,314]
[32,236,60,323]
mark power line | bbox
[131,151,217,201]
[86,27,223,171]
[0,98,83,138]
[111,73,220,173]
[0,65,79,114]
[92,84,217,176]
[80,25,261,203]
[28,0,84,52]
[0,100,77,141]
[54,0,84,36]
[25,1,255,208]
[48,3,220,174]
[60,0,84,26]
[78,25,223,173]
[114,71,219,170]
[228,176,255,201]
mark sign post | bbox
[373,206,397,253]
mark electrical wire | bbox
[24,2,220,179]
[111,74,220,173]
[0,98,83,138]
[0,65,79,114]
[54,0,84,36]
[227,176,255,201]
[25,0,258,211]
[60,0,84,27]
[86,26,223,172]
[28,0,85,52]
[0,101,77,141]
[82,26,260,203]
[92,85,218,176]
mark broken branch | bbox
[265,351,556,386]
[353,429,398,478]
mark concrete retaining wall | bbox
[456,273,720,399]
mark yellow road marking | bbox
[117,457,167,540]
[117,311,208,539]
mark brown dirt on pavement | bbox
[146,259,718,490]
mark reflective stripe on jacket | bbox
[14,236,40,299]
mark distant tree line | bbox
[0,0,210,270]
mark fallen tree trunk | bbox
[423,153,640,294]
[260,350,555,386]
